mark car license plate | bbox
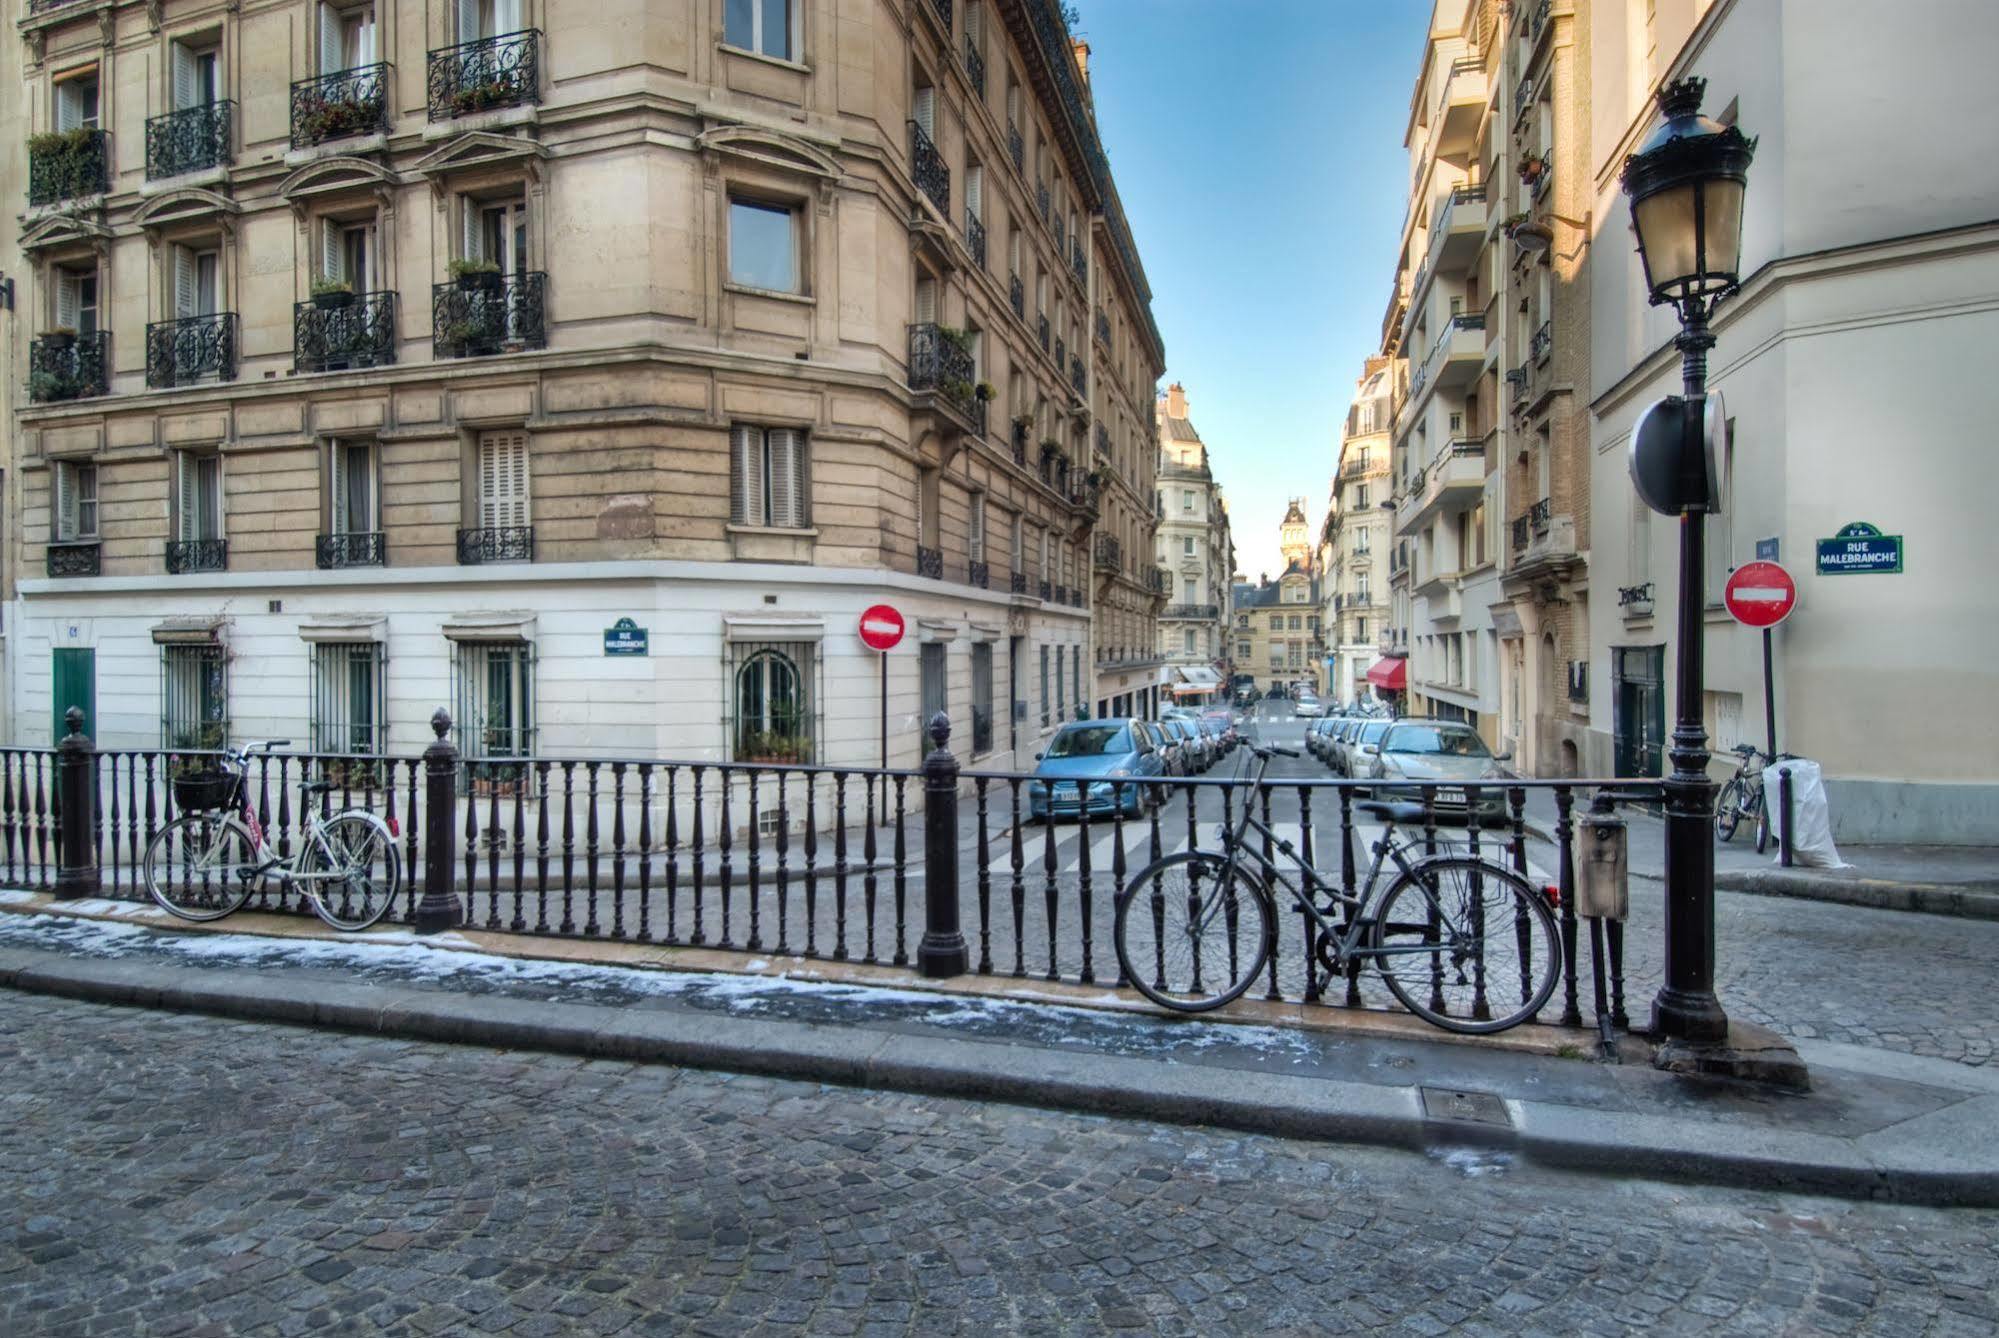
[1054,783,1079,797]
[1434,787,1466,804]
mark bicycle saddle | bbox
[1354,799,1428,824]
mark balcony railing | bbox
[1069,355,1086,397]
[1511,515,1530,552]
[907,323,975,416]
[1054,335,1066,372]
[963,36,986,98]
[145,313,237,389]
[909,120,949,214]
[1053,215,1065,254]
[1009,273,1025,320]
[295,291,396,373]
[1071,240,1086,284]
[1507,365,1529,405]
[1036,181,1049,221]
[146,102,233,179]
[1093,533,1121,572]
[165,539,228,575]
[1037,578,1052,601]
[46,542,101,578]
[1162,604,1219,620]
[1532,320,1553,364]
[1009,569,1027,595]
[928,0,952,30]
[27,330,110,403]
[457,527,534,564]
[290,64,390,149]
[26,0,88,13]
[316,532,386,569]
[427,30,541,121]
[1567,661,1589,702]
[1530,497,1552,532]
[1148,567,1170,596]
[1095,310,1111,347]
[27,128,108,206]
[1037,313,1050,353]
[1007,121,1023,173]
[965,213,987,269]
[432,272,547,358]
[916,545,943,580]
[968,560,989,589]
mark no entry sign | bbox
[858,604,906,652]
[1723,561,1796,629]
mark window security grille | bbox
[310,642,385,756]
[452,640,534,794]
[727,640,821,765]
[162,645,227,750]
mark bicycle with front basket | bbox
[144,741,401,931]
[1112,743,1561,1033]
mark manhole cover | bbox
[1419,1086,1512,1128]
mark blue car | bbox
[1027,718,1165,820]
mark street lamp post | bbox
[1619,79,1755,1044]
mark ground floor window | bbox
[729,640,819,763]
[453,641,535,794]
[161,644,227,750]
[920,642,947,735]
[971,642,994,755]
[1039,645,1050,728]
[310,642,385,757]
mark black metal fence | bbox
[24,712,1640,1039]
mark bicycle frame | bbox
[184,779,358,888]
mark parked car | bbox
[1138,720,1184,777]
[1028,719,1166,820]
[1196,712,1234,758]
[1164,717,1211,772]
[1338,719,1395,781]
[1308,717,1341,762]
[1364,720,1514,822]
[1321,718,1358,773]
[1293,693,1324,718]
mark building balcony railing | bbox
[916,545,944,580]
[1094,422,1111,460]
[968,559,990,589]
[1037,181,1050,222]
[27,128,108,206]
[1532,320,1553,364]
[1007,121,1023,173]
[1095,310,1111,348]
[963,35,986,98]
[1511,515,1530,552]
[1009,272,1025,321]
[295,291,396,373]
[1530,497,1552,532]
[26,0,88,13]
[1053,215,1066,255]
[1619,582,1655,618]
[146,102,233,179]
[1009,569,1027,595]
[908,120,949,214]
[907,323,975,417]
[1054,335,1066,372]
[290,63,390,149]
[1093,533,1121,572]
[46,541,101,578]
[1507,365,1529,406]
[965,213,987,269]
[145,314,237,389]
[1037,578,1052,601]
[457,526,534,564]
[1011,418,1030,467]
[432,272,547,358]
[1037,313,1050,353]
[1147,567,1170,596]
[927,0,952,31]
[1069,355,1086,397]
[165,539,228,575]
[27,330,110,403]
[316,532,386,569]
[1071,240,1086,285]
[1162,604,1219,620]
[427,30,541,121]
[1053,584,1070,606]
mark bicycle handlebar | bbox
[1255,744,1299,759]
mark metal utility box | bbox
[1574,812,1630,920]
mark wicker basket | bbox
[172,770,238,813]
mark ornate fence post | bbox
[416,708,462,933]
[55,706,98,900]
[918,711,968,978]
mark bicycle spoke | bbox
[1115,855,1271,1012]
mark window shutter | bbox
[172,44,196,111]
[462,198,483,263]
[176,453,198,542]
[915,278,937,326]
[319,217,342,282]
[730,424,763,526]
[969,494,985,556]
[457,0,480,40]
[55,81,81,130]
[54,464,76,542]
[174,247,196,320]
[494,0,521,36]
[319,3,343,72]
[56,270,80,330]
[329,443,350,534]
[914,85,935,139]
[478,431,529,529]
[768,429,803,529]
[967,165,982,222]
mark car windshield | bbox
[1358,721,1391,746]
[1047,725,1129,758]
[1383,724,1491,757]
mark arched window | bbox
[733,645,812,762]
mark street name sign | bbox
[602,617,649,656]
[1723,561,1797,629]
[1815,521,1903,575]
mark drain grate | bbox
[1419,1086,1513,1128]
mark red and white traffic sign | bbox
[858,604,906,652]
[1724,561,1797,629]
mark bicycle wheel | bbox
[1114,852,1274,1013]
[1370,856,1560,1034]
[300,813,400,931]
[144,813,257,922]
[1753,797,1770,855]
[1714,778,1744,842]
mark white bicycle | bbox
[144,740,401,931]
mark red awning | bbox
[1365,658,1407,691]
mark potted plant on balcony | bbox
[1517,151,1550,185]
[42,325,77,351]
[974,382,996,402]
[297,94,370,145]
[451,78,516,117]
[738,731,809,765]
[441,319,485,354]
[310,276,355,310]
[449,257,503,293]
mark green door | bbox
[52,647,96,743]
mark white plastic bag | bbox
[1763,758,1849,869]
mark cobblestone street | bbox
[4,993,1998,1336]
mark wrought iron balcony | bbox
[1511,515,1530,552]
[1054,584,1069,605]
[27,128,108,206]
[1532,320,1553,364]
[27,330,110,403]
[1054,335,1065,371]
[1162,604,1220,620]
[294,290,396,373]
[965,213,986,269]
[963,35,986,98]
[909,120,949,214]
[906,323,975,416]
[165,539,228,575]
[316,532,386,569]
[457,526,535,564]
[1009,272,1025,320]
[1037,578,1051,601]
[290,63,390,149]
[1007,122,1023,173]
[46,541,100,578]
[968,560,989,589]
[1094,422,1110,459]
[432,272,547,358]
[1530,497,1552,532]
[146,313,237,389]
[146,102,233,179]
[1010,569,1027,595]
[1071,240,1086,284]
[1069,355,1086,397]
[916,545,944,580]
[1037,313,1050,353]
[1093,533,1121,572]
[1095,310,1111,347]
[1068,587,1085,608]
[928,0,952,30]
[1053,215,1065,256]
[26,0,88,13]
[1036,181,1049,222]
[1011,417,1029,467]
[428,30,541,121]
[1148,567,1170,596]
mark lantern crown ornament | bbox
[1619,78,1757,309]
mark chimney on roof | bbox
[1166,382,1186,418]
[1072,40,1091,88]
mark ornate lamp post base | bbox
[1654,1022,1811,1091]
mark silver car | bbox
[1364,720,1515,821]
[1338,718,1394,780]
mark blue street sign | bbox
[603,617,650,655]
[1815,521,1903,575]
[1755,536,1779,562]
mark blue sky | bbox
[1074,0,1430,578]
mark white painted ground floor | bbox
[13,557,1092,777]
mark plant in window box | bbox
[1498,211,1530,239]
[318,756,387,792]
[738,731,810,764]
[166,722,230,778]
[441,319,486,353]
[28,127,99,195]
[42,325,78,351]
[974,382,996,402]
[451,78,516,116]
[941,377,974,406]
[28,370,72,402]
[1517,151,1550,184]
[936,325,975,355]
[310,276,355,310]
[448,256,503,293]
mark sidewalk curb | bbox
[3,942,1995,1209]
[1635,868,1999,920]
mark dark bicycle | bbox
[1112,744,1562,1033]
[1714,744,1794,852]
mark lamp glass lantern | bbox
[1619,79,1756,307]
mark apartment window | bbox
[172,42,220,111]
[459,0,525,40]
[1356,617,1367,642]
[729,198,799,293]
[1237,642,1250,658]
[465,194,529,275]
[311,642,385,755]
[1268,614,1281,630]
[162,644,228,749]
[55,265,99,336]
[1182,577,1196,601]
[966,161,984,227]
[1183,629,1196,654]
[968,491,986,561]
[1182,536,1194,556]
[52,461,98,541]
[171,245,221,325]
[1010,514,1024,574]
[971,643,994,755]
[173,451,223,542]
[730,425,808,529]
[55,71,100,130]
[1039,645,1050,728]
[1053,645,1065,723]
[1470,499,1488,567]
[920,642,947,729]
[319,2,377,73]
[724,0,794,60]
[453,640,534,758]
[1355,529,1370,554]
[730,642,817,763]
[319,216,378,291]
[475,429,531,530]
[326,440,378,535]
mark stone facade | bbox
[1231,498,1318,696]
[1317,357,1391,706]
[1152,382,1231,700]
[7,0,1164,768]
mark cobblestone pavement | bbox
[5,994,1999,1337]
